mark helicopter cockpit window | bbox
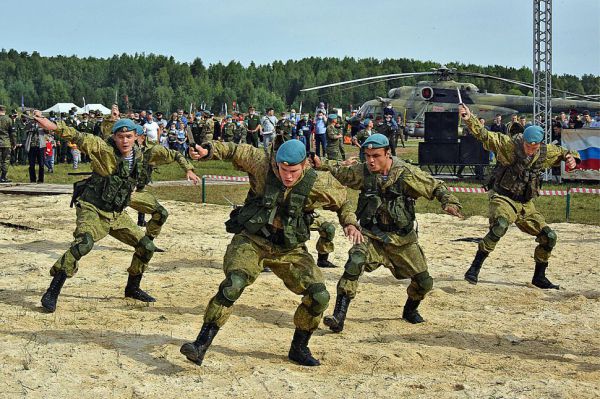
[358,104,376,118]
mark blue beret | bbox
[523,125,544,144]
[275,139,307,165]
[112,118,137,134]
[363,118,371,125]
[226,114,232,119]
[135,124,145,135]
[361,133,390,149]
[195,112,202,117]
[328,114,338,120]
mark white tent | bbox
[81,104,111,115]
[42,103,82,115]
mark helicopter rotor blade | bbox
[300,72,433,92]
[456,71,599,101]
[315,75,419,98]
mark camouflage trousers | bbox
[337,230,432,300]
[479,191,552,263]
[51,200,155,278]
[203,231,329,332]
[310,218,335,255]
[129,190,169,239]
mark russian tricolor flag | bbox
[562,129,600,170]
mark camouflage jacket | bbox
[464,115,579,169]
[0,114,15,148]
[199,141,358,228]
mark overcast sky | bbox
[4,0,599,77]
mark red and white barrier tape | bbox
[203,174,249,182]
[202,175,598,196]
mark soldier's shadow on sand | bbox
[3,328,188,375]
[0,287,124,313]
[370,329,600,373]
[0,240,131,258]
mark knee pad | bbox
[488,217,509,242]
[319,222,336,242]
[413,271,433,296]
[135,235,156,263]
[537,226,557,251]
[342,250,367,281]
[305,283,330,316]
[155,204,169,225]
[217,270,250,307]
[70,232,94,260]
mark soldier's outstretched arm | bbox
[315,158,365,190]
[191,140,268,176]
[544,144,580,169]
[403,163,463,217]
[147,145,200,184]
[459,104,513,158]
[35,113,115,172]
[308,171,362,243]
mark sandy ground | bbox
[0,193,599,399]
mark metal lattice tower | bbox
[533,0,553,177]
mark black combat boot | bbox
[464,250,489,285]
[124,274,156,302]
[317,253,337,268]
[532,261,559,290]
[41,271,67,312]
[323,294,351,333]
[288,329,320,366]
[180,323,220,365]
[402,298,425,324]
[137,212,147,227]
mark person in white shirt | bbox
[143,112,160,143]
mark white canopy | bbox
[81,104,111,115]
[42,103,82,114]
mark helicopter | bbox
[301,66,600,136]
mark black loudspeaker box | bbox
[424,112,459,143]
[419,142,459,164]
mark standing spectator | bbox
[260,107,278,149]
[155,111,168,131]
[144,112,160,144]
[166,112,179,130]
[177,109,188,126]
[138,110,147,126]
[245,106,261,147]
[221,115,236,142]
[25,118,46,183]
[325,114,344,160]
[69,142,81,169]
[582,110,594,128]
[295,113,314,152]
[353,118,375,147]
[376,114,398,155]
[313,110,327,156]
[93,110,104,137]
[0,105,16,182]
[44,135,55,173]
[489,114,506,134]
[175,121,187,154]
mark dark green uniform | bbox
[0,113,15,181]
[245,114,261,147]
[233,121,247,144]
[320,156,461,329]
[355,128,374,146]
[463,116,580,288]
[221,121,236,142]
[11,117,27,165]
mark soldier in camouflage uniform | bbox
[129,124,200,241]
[187,112,207,146]
[459,105,580,290]
[180,139,361,367]
[0,105,15,182]
[325,114,344,161]
[317,134,463,331]
[34,115,159,313]
[221,115,236,142]
[353,118,375,147]
[233,118,247,144]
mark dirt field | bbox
[1,193,599,399]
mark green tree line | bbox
[0,49,597,114]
